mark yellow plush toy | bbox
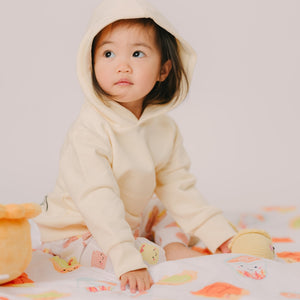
[0,203,41,284]
[229,228,275,259]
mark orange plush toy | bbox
[0,203,41,284]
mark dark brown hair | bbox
[91,18,188,110]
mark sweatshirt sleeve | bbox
[155,122,236,253]
[59,123,147,277]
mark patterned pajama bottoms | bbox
[41,197,190,273]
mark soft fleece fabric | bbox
[35,0,236,278]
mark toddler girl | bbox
[35,0,236,293]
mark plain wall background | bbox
[0,0,299,211]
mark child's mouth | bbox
[115,79,133,86]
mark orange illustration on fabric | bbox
[277,252,300,263]
[263,206,296,213]
[145,206,167,238]
[86,280,117,292]
[281,292,300,299]
[2,272,34,287]
[272,237,294,243]
[76,277,117,292]
[227,256,266,280]
[192,246,212,255]
[165,222,180,228]
[62,236,79,248]
[191,282,250,299]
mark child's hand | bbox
[218,238,232,253]
[120,268,153,293]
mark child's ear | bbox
[159,60,172,82]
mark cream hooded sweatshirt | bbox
[35,0,236,278]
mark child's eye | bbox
[104,51,115,58]
[132,51,145,58]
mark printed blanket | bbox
[1,205,299,300]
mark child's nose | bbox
[117,60,132,73]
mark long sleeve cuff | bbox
[109,241,148,278]
[193,214,236,253]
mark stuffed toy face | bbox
[0,203,41,284]
[139,243,160,265]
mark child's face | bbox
[93,22,170,116]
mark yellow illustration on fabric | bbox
[20,290,70,300]
[139,243,160,265]
[290,216,300,229]
[50,256,80,273]
[157,270,197,285]
[191,282,250,299]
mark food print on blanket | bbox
[235,205,300,263]
[0,205,299,300]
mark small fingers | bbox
[129,276,138,293]
[120,275,128,291]
[145,274,153,290]
[120,269,153,293]
[136,277,145,292]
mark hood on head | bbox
[77,0,197,125]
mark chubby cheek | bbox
[139,69,160,93]
[94,63,111,90]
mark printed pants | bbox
[41,197,189,273]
